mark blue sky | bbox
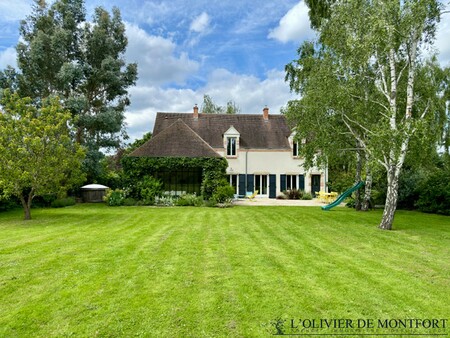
[0,0,449,142]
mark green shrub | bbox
[154,196,175,206]
[175,194,204,207]
[283,189,302,199]
[301,192,313,200]
[139,176,163,204]
[103,189,126,206]
[204,199,217,207]
[123,197,137,206]
[201,162,229,200]
[397,168,425,210]
[101,171,124,190]
[328,171,354,194]
[415,170,450,215]
[124,175,163,205]
[345,197,355,208]
[211,181,235,204]
[51,197,76,208]
[0,195,20,211]
[32,194,57,208]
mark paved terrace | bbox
[233,198,345,207]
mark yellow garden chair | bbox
[246,190,259,200]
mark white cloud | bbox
[202,68,296,115]
[268,1,315,43]
[0,47,17,69]
[125,85,198,141]
[125,23,199,86]
[124,69,297,142]
[190,12,210,33]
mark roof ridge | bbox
[156,112,284,117]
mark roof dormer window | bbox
[227,137,236,156]
[224,125,240,158]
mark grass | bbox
[0,204,448,337]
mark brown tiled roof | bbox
[129,119,221,158]
[153,113,291,149]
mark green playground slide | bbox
[321,181,365,211]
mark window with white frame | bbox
[228,174,238,194]
[255,174,268,195]
[286,175,297,190]
[227,137,237,156]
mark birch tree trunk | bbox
[378,47,400,229]
[355,140,363,211]
[362,155,372,211]
[379,165,400,230]
[378,32,418,230]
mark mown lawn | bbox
[0,204,448,337]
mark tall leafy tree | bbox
[0,66,19,93]
[286,0,448,230]
[284,41,376,210]
[201,94,240,114]
[10,0,137,181]
[0,90,85,220]
[304,0,335,29]
[124,132,153,155]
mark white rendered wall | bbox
[215,149,325,196]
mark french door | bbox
[254,174,268,196]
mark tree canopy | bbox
[201,94,240,114]
[1,0,138,182]
[285,0,449,229]
[0,90,85,220]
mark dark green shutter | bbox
[238,174,246,196]
[269,174,276,198]
[299,175,305,191]
[280,174,286,192]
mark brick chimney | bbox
[263,106,269,121]
[193,104,198,120]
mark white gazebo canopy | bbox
[81,184,109,190]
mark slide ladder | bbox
[321,181,364,211]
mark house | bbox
[129,105,326,198]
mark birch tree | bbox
[284,41,377,210]
[286,0,447,230]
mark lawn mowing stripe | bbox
[133,208,213,336]
[190,209,244,336]
[232,209,446,322]
[0,205,448,337]
[60,208,182,336]
[284,210,450,318]
[1,206,185,336]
